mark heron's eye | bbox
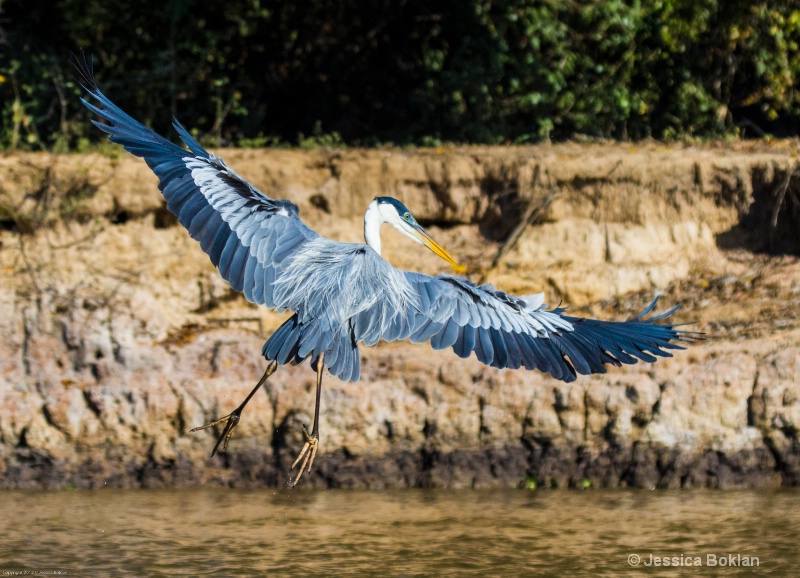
[404,212,411,221]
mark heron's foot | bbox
[289,424,319,488]
[190,408,243,457]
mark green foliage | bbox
[297,121,344,150]
[2,0,799,149]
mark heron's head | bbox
[368,197,462,269]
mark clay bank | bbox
[1,141,799,489]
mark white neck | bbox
[363,200,384,255]
[364,199,423,257]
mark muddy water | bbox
[1,489,797,576]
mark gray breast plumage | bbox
[272,238,416,334]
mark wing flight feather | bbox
[73,53,318,310]
[363,272,698,382]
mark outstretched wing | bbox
[358,272,698,383]
[72,53,318,309]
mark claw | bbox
[289,424,319,488]
[190,410,241,457]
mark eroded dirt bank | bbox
[1,141,799,489]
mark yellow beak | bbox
[411,226,466,274]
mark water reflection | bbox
[1,488,798,575]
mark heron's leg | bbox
[190,359,278,457]
[290,353,324,486]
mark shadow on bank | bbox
[716,163,800,255]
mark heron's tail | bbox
[262,314,361,382]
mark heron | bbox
[73,54,698,486]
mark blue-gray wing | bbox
[74,55,318,308]
[357,272,698,383]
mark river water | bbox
[1,488,796,576]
